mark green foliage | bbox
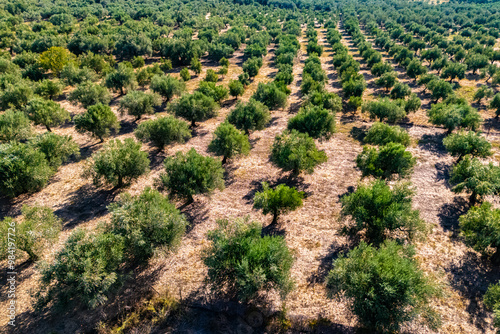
[202,218,294,302]
[170,91,218,127]
[271,129,327,175]
[362,97,406,123]
[242,57,263,77]
[450,156,500,205]
[150,74,185,101]
[427,102,481,133]
[60,63,99,86]
[118,90,161,120]
[228,79,245,99]
[327,240,440,332]
[159,148,225,202]
[227,99,270,134]
[0,141,53,197]
[197,81,228,103]
[474,85,494,103]
[68,81,111,108]
[404,93,422,113]
[105,63,137,95]
[208,122,250,164]
[305,90,342,113]
[160,58,173,72]
[356,143,416,180]
[390,82,411,100]
[364,122,411,147]
[0,82,33,110]
[85,138,149,188]
[443,131,492,161]
[131,56,145,68]
[441,62,467,82]
[35,79,63,100]
[253,182,304,224]
[490,93,500,117]
[108,187,187,262]
[25,96,70,131]
[135,116,191,150]
[428,79,454,102]
[37,228,125,309]
[74,103,120,142]
[252,82,288,110]
[190,57,202,75]
[29,132,80,169]
[204,69,218,83]
[484,282,500,330]
[287,104,335,139]
[0,109,31,142]
[459,202,500,261]
[39,46,75,76]
[375,72,397,91]
[180,67,190,81]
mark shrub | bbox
[25,96,70,132]
[305,90,342,113]
[300,73,323,95]
[105,63,136,95]
[253,182,304,224]
[190,57,202,75]
[404,93,421,113]
[39,46,74,75]
[68,81,111,108]
[150,74,185,101]
[364,122,411,146]
[204,69,218,83]
[180,67,190,81]
[208,122,250,164]
[35,79,63,100]
[356,143,416,180]
[428,79,453,102]
[227,99,270,134]
[287,104,335,139]
[390,82,411,100]
[160,58,173,72]
[159,148,225,203]
[108,188,187,262]
[118,90,161,120]
[202,218,294,302]
[484,283,500,330]
[242,57,263,78]
[0,109,32,142]
[135,116,191,150]
[450,156,500,205]
[208,43,234,62]
[271,130,327,175]
[37,228,125,309]
[74,103,120,142]
[229,79,245,99]
[131,56,145,68]
[84,138,149,188]
[252,82,288,110]
[459,202,500,262]
[427,102,481,133]
[170,91,218,127]
[0,142,53,197]
[197,81,229,103]
[474,85,494,103]
[443,131,492,161]
[238,72,251,86]
[29,132,80,169]
[375,72,397,91]
[60,63,98,86]
[362,97,406,123]
[490,93,500,117]
[327,241,440,332]
[0,83,33,110]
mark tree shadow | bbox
[307,240,351,285]
[349,125,367,143]
[483,117,500,134]
[261,221,286,237]
[222,163,239,187]
[54,184,118,229]
[418,133,447,156]
[118,119,137,136]
[435,161,452,183]
[447,250,500,331]
[180,200,210,234]
[437,196,469,236]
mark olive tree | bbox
[28,132,80,169]
[427,102,481,133]
[170,91,219,127]
[150,74,185,102]
[118,90,161,120]
[362,97,406,123]
[364,122,411,146]
[0,109,32,142]
[208,122,250,164]
[105,63,137,95]
[74,103,120,142]
[253,182,304,224]
[287,104,336,139]
[25,96,70,131]
[68,81,111,108]
[227,99,270,134]
[443,131,492,161]
[356,143,416,180]
[134,116,191,150]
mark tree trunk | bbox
[117,175,124,188]
[469,192,478,206]
[222,155,227,164]
[45,125,52,132]
[191,120,196,127]
[271,212,278,225]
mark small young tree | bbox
[197,81,229,103]
[150,74,185,102]
[375,72,397,91]
[406,59,427,81]
[364,122,411,146]
[441,62,467,83]
[428,79,454,102]
[228,79,245,99]
[37,228,125,309]
[108,187,187,262]
[170,91,219,127]
[0,142,53,197]
[327,240,440,332]
[404,93,422,113]
[390,82,412,100]
[131,56,145,68]
[0,109,32,142]
[118,90,161,121]
[227,99,270,134]
[362,97,406,123]
[443,131,492,161]
[202,218,294,302]
[39,46,75,76]
[35,79,63,100]
[74,103,120,142]
[253,182,304,224]
[459,202,500,262]
[305,90,342,113]
[287,104,336,139]
[25,96,70,132]
[159,148,224,203]
[271,130,327,175]
[484,282,500,330]
[105,63,137,95]
[180,67,190,81]
[135,116,191,150]
[28,132,80,169]
[242,57,263,78]
[84,138,150,188]
[490,93,500,118]
[68,81,111,108]
[427,102,481,133]
[208,122,250,164]
[474,85,494,103]
[450,156,500,205]
[252,82,288,110]
[204,69,218,83]
[356,142,416,180]
[190,57,202,76]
